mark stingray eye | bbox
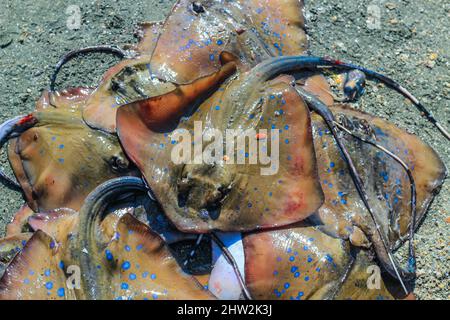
[109,155,130,173]
[192,2,205,14]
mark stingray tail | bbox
[78,176,147,300]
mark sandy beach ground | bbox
[0,0,448,299]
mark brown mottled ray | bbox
[8,88,136,213]
[82,0,309,132]
[117,73,324,232]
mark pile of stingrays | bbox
[0,0,447,300]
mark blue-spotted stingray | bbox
[0,0,447,300]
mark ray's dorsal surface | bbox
[82,0,309,132]
[113,0,329,233]
[117,70,324,232]
[0,203,213,300]
[8,88,136,212]
[309,104,446,250]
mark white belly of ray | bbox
[209,232,245,300]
